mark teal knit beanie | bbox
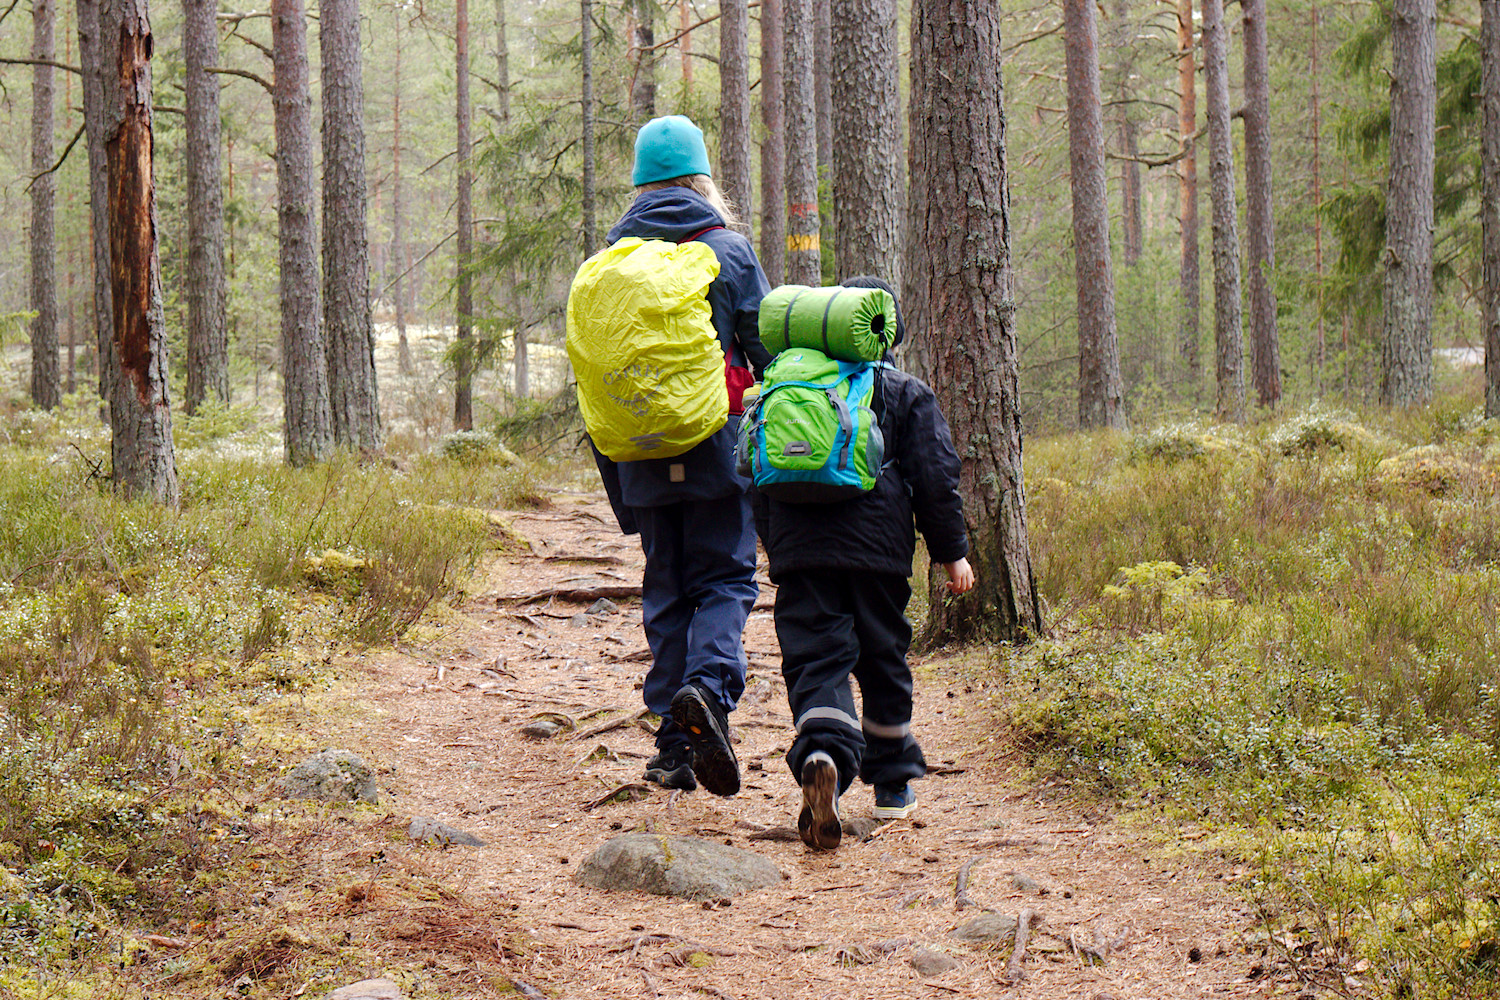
[632,115,713,186]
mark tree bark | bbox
[814,0,833,268]
[1241,0,1279,409]
[580,0,597,256]
[1202,0,1244,422]
[1113,0,1141,266]
[455,0,474,430]
[831,0,901,286]
[321,0,381,453]
[495,0,509,124]
[1176,0,1200,388]
[1483,0,1499,419]
[627,0,654,122]
[1311,3,1325,391]
[1063,0,1125,430]
[783,0,820,285]
[76,0,116,412]
[101,0,179,503]
[183,0,228,414]
[495,0,526,397]
[272,0,332,465]
[30,0,60,411]
[760,0,786,285]
[391,9,412,374]
[719,0,754,233]
[906,0,1041,644]
[1382,0,1436,408]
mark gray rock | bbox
[568,613,591,628]
[911,946,961,977]
[951,912,1018,945]
[521,720,563,739]
[327,978,404,1000]
[575,834,782,900]
[1012,871,1047,894]
[408,816,485,846]
[276,749,378,804]
[586,598,620,615]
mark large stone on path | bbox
[275,749,379,804]
[911,946,961,977]
[408,816,485,846]
[951,912,1018,945]
[575,834,782,900]
[327,979,404,1000]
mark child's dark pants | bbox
[775,568,928,793]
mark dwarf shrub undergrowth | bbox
[0,400,545,972]
[1005,394,1500,997]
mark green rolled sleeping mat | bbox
[758,284,898,363]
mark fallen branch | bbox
[572,707,649,741]
[956,855,986,910]
[1069,924,1130,964]
[582,782,651,810]
[1005,908,1039,983]
[542,552,625,565]
[498,582,643,604]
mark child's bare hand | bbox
[943,558,974,594]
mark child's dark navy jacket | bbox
[593,188,772,533]
[752,367,970,579]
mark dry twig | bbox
[956,855,986,910]
[1005,908,1040,983]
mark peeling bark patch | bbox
[108,22,157,405]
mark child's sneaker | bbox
[643,746,697,791]
[872,783,916,820]
[798,751,842,851]
[670,684,741,797]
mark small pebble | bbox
[923,854,940,863]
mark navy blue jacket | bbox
[592,188,772,532]
[752,366,970,580]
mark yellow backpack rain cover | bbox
[566,237,729,462]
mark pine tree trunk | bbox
[1382,0,1436,408]
[392,11,412,375]
[814,0,833,269]
[1113,0,1141,266]
[496,0,510,125]
[272,0,333,465]
[76,0,116,413]
[1202,0,1244,422]
[719,0,754,233]
[1176,0,1200,388]
[455,0,475,430]
[101,0,179,503]
[1483,0,1499,419]
[1312,3,1326,391]
[783,0,821,285]
[30,0,59,410]
[1241,0,1279,409]
[907,0,1041,645]
[580,0,597,256]
[495,0,526,397]
[830,0,900,285]
[1063,0,1125,430]
[321,0,381,453]
[182,0,229,413]
[760,0,786,285]
[627,0,655,122]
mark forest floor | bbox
[191,488,1322,1000]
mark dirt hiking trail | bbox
[304,492,1283,1000]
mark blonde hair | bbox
[637,174,743,231]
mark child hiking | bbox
[568,115,772,799]
[747,276,973,850]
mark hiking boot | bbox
[872,783,916,820]
[797,751,842,851]
[643,745,697,791]
[670,684,740,797]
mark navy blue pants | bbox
[776,569,927,793]
[634,493,759,750]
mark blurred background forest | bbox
[0,0,1488,442]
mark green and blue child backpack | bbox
[737,346,887,503]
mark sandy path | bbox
[325,493,1277,1000]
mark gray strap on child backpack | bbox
[824,379,855,472]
